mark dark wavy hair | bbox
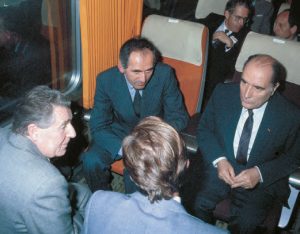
[119,37,160,69]
[225,0,252,13]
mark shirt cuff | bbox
[255,166,263,183]
[213,156,227,167]
[225,46,232,52]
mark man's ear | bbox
[271,82,280,95]
[118,61,125,73]
[27,123,39,142]
[224,10,230,20]
[291,25,298,36]
[186,159,190,169]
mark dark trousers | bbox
[194,164,277,234]
[81,143,138,193]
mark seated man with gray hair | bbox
[0,86,91,234]
[82,116,227,234]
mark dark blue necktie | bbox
[236,109,254,165]
[133,90,141,117]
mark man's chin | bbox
[56,149,67,157]
[134,85,146,90]
[241,101,254,110]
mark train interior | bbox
[0,0,299,232]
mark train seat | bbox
[278,2,290,14]
[195,0,227,19]
[141,14,209,116]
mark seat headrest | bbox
[141,14,205,66]
[277,3,290,14]
[235,32,300,85]
[195,0,227,19]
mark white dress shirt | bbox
[213,102,268,182]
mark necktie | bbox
[236,109,254,165]
[133,90,141,117]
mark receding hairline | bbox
[245,55,275,70]
[243,55,279,85]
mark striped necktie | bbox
[236,109,254,165]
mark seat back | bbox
[195,0,227,19]
[278,2,290,14]
[141,14,209,116]
[235,31,300,107]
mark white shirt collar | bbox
[173,196,181,204]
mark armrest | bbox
[180,113,200,154]
[289,168,300,190]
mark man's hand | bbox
[231,167,261,189]
[213,31,233,48]
[217,159,235,185]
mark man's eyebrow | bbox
[253,85,265,90]
[131,67,154,72]
[241,78,265,90]
[59,119,71,128]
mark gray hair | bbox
[12,85,70,135]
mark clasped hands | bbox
[217,159,261,189]
[213,31,233,48]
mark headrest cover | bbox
[277,3,290,14]
[141,15,205,66]
[195,0,227,19]
[235,32,300,85]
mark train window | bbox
[0,0,81,125]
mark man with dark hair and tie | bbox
[81,37,189,193]
[199,0,251,105]
[194,54,300,233]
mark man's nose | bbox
[139,72,147,82]
[244,86,252,98]
[66,123,76,138]
[238,19,244,27]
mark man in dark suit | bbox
[200,0,251,105]
[194,54,300,233]
[83,116,227,234]
[82,37,189,192]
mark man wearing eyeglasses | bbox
[199,0,251,107]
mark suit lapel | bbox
[224,92,243,159]
[114,73,139,120]
[140,74,160,116]
[248,95,280,165]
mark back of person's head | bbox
[243,54,286,86]
[225,0,252,13]
[123,116,187,203]
[12,85,70,136]
[119,37,160,69]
